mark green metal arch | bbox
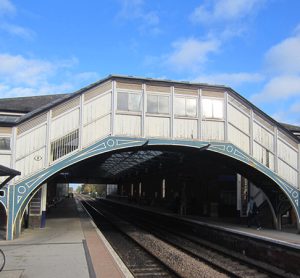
[7,136,300,239]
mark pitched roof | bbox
[0,94,68,113]
[281,123,300,139]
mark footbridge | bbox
[0,75,299,240]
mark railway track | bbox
[78,195,287,278]
[78,194,178,278]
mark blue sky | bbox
[0,0,300,124]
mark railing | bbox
[50,129,79,162]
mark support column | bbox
[142,84,146,138]
[250,109,254,156]
[15,212,21,238]
[298,144,300,190]
[7,185,15,240]
[40,183,47,228]
[224,91,228,142]
[171,86,174,139]
[198,89,202,140]
[78,95,84,150]
[111,80,117,136]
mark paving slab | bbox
[0,197,131,278]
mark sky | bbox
[0,0,300,125]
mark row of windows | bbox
[116,92,224,119]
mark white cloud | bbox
[71,72,99,83]
[0,53,99,98]
[251,24,300,104]
[0,22,35,39]
[193,72,263,86]
[0,1,35,40]
[165,38,220,72]
[0,83,73,98]
[190,0,264,24]
[271,103,300,126]
[0,54,55,86]
[117,0,161,35]
[118,0,145,18]
[251,75,300,102]
[0,0,15,16]
[290,102,300,113]
[265,36,300,74]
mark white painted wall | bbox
[51,109,80,140]
[278,159,298,187]
[228,104,250,135]
[145,116,170,138]
[202,121,224,141]
[15,147,46,180]
[228,124,250,154]
[115,114,141,137]
[83,114,111,147]
[83,92,111,125]
[174,118,197,139]
[16,124,47,160]
[277,139,298,168]
[253,122,274,151]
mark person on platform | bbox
[247,196,261,230]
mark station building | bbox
[0,75,299,240]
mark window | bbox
[175,97,197,117]
[139,182,142,197]
[202,98,224,119]
[0,137,10,150]
[117,92,142,112]
[50,129,79,162]
[147,94,169,114]
[162,179,166,198]
[131,184,134,196]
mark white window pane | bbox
[159,96,169,114]
[147,95,158,113]
[213,100,224,119]
[202,99,213,118]
[186,98,197,117]
[175,97,185,116]
[129,94,142,111]
[117,92,128,110]
[0,137,10,150]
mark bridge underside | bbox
[7,137,300,239]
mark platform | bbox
[105,197,300,248]
[0,197,132,278]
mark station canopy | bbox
[0,164,21,189]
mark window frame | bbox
[202,97,224,120]
[146,93,170,115]
[117,90,142,113]
[174,95,198,118]
[0,136,11,151]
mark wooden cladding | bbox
[202,90,224,98]
[0,127,12,134]
[116,81,142,91]
[174,86,198,95]
[84,81,112,101]
[254,113,274,132]
[146,84,170,93]
[52,97,80,118]
[17,113,47,135]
